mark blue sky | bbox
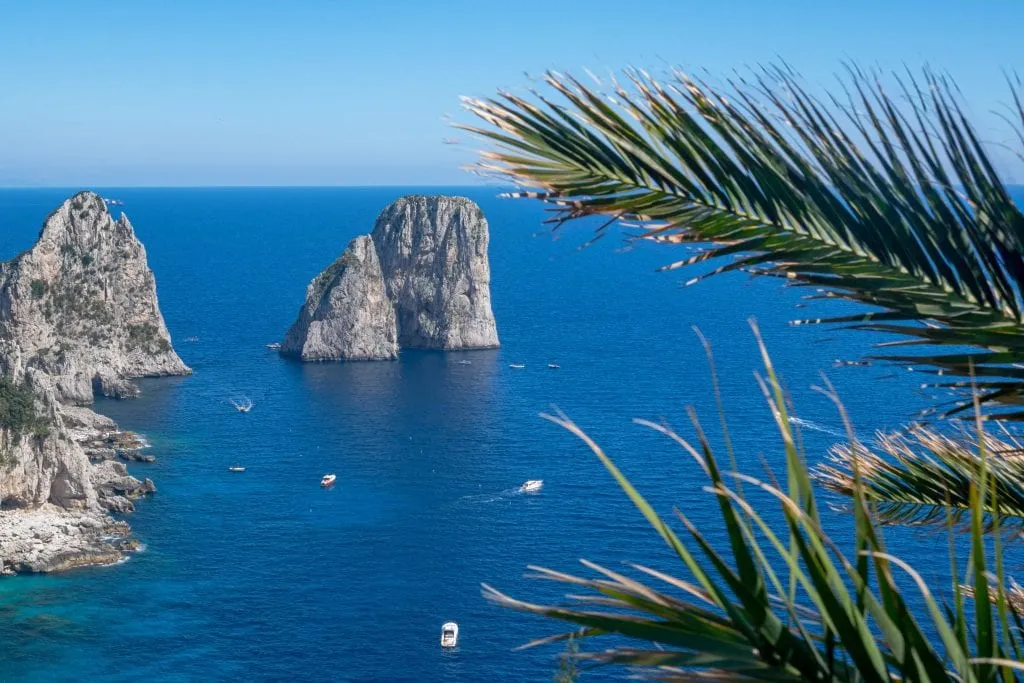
[0,0,1022,186]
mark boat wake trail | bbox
[459,488,523,504]
[788,416,845,438]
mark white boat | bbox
[231,397,253,413]
[520,479,543,493]
[509,363,525,369]
[457,360,472,365]
[440,621,459,648]
[320,473,337,488]
[547,363,560,369]
[227,466,246,473]
[266,342,282,350]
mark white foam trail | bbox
[459,488,522,504]
[788,416,844,438]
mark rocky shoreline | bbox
[0,412,159,574]
[0,191,190,575]
[0,505,140,575]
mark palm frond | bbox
[485,330,1024,679]
[460,66,1024,418]
[816,424,1024,527]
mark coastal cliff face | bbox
[373,196,499,350]
[283,195,498,361]
[281,235,398,361]
[0,191,189,573]
[0,191,189,404]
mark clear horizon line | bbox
[0,182,514,190]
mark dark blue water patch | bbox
[0,187,1016,681]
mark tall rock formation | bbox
[0,191,190,573]
[283,195,499,361]
[372,196,499,350]
[281,235,398,361]
[0,191,189,404]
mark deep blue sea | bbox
[0,187,1000,681]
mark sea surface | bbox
[0,187,1005,681]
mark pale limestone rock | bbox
[282,236,398,361]
[0,191,185,572]
[282,195,499,361]
[0,190,190,400]
[372,195,498,350]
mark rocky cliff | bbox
[281,236,398,361]
[283,195,499,361]
[0,191,189,573]
[0,191,189,403]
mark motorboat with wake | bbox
[520,480,543,493]
[441,622,459,648]
[321,473,337,488]
[230,397,253,413]
[266,342,282,350]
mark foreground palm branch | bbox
[460,67,1024,418]
[485,331,1024,680]
[817,424,1024,527]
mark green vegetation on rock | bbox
[0,377,50,440]
[29,279,46,300]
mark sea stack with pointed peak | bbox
[0,191,190,574]
[282,195,499,361]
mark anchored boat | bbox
[440,622,459,648]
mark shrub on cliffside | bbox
[0,378,50,440]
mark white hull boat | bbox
[441,621,459,648]
[231,397,254,413]
[321,474,337,488]
[227,466,246,473]
[520,479,543,493]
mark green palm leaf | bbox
[484,332,1024,679]
[460,66,1024,418]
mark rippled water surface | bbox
[0,187,1006,681]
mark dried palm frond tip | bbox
[817,424,1024,528]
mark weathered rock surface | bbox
[0,506,136,574]
[0,190,190,403]
[283,195,498,361]
[373,195,498,350]
[0,191,182,574]
[281,236,398,361]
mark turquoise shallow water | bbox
[0,187,998,681]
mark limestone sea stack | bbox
[283,195,499,361]
[0,191,190,573]
[0,191,190,404]
[282,235,398,361]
